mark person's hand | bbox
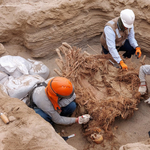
[135,47,142,58]
[138,85,147,95]
[120,60,128,70]
[78,114,91,124]
[144,98,150,104]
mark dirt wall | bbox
[0,0,149,58]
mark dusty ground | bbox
[0,1,150,149]
[3,35,150,150]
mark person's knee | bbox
[68,101,76,112]
[60,102,76,116]
[34,108,47,118]
[34,108,53,124]
[131,48,136,54]
[71,101,77,111]
[102,46,109,54]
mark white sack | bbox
[3,74,45,99]
[0,71,9,84]
[28,59,50,79]
[0,55,50,79]
[0,55,31,77]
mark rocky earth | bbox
[0,0,150,150]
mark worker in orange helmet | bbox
[31,76,91,126]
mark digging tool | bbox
[140,55,146,65]
[62,134,76,141]
[109,60,121,68]
[87,44,99,54]
[0,113,9,124]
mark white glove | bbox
[144,98,150,104]
[138,85,147,95]
[78,114,91,124]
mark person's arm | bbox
[139,65,150,103]
[138,65,150,95]
[49,110,77,125]
[33,88,77,125]
[104,26,122,64]
[37,99,89,125]
[128,26,138,49]
[58,93,76,107]
[50,111,90,125]
[128,26,142,58]
[33,87,90,125]
[139,65,150,83]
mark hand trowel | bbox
[109,59,121,68]
[62,134,76,141]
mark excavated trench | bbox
[52,38,150,149]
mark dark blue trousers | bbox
[34,101,76,125]
[102,39,136,58]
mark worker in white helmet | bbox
[100,9,142,70]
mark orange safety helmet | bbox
[45,77,74,110]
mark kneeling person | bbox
[32,76,90,125]
[100,9,142,70]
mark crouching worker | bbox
[28,76,91,126]
[100,9,142,70]
[138,65,150,103]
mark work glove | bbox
[138,85,147,95]
[144,98,150,104]
[135,47,142,58]
[120,60,128,70]
[78,114,91,124]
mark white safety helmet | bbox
[120,9,135,28]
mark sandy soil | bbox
[3,36,150,150]
[0,1,150,149]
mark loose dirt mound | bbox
[54,42,141,144]
[0,89,76,150]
